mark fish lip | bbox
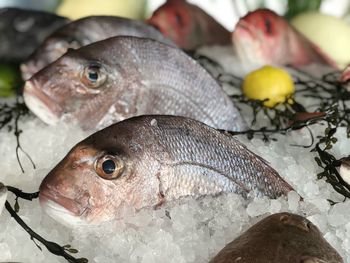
[39,188,88,217]
[23,79,62,125]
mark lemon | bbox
[242,65,295,108]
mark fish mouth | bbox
[39,189,89,226]
[23,79,62,125]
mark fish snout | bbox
[23,79,61,125]
[39,173,91,222]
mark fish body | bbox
[147,0,231,50]
[0,8,69,62]
[23,36,247,131]
[21,16,175,80]
[232,9,337,69]
[210,212,343,263]
[39,115,294,225]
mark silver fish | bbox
[39,115,293,226]
[21,16,175,79]
[23,36,247,131]
[210,212,343,263]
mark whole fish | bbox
[232,9,337,69]
[210,212,343,263]
[0,8,69,62]
[21,16,175,80]
[147,0,231,50]
[39,115,294,226]
[23,36,247,131]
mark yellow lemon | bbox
[242,65,295,108]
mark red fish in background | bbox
[232,9,338,69]
[147,0,231,50]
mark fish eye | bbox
[81,63,107,89]
[95,154,124,180]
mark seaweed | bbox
[193,53,350,199]
[5,186,88,263]
[0,96,35,172]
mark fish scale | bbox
[39,115,294,225]
[150,116,292,198]
[210,213,344,263]
[121,37,246,130]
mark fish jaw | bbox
[39,195,88,226]
[23,80,61,125]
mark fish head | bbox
[232,9,288,66]
[148,0,195,50]
[21,34,82,80]
[23,48,123,130]
[39,122,163,226]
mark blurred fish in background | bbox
[0,0,60,11]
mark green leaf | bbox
[14,200,20,213]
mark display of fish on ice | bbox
[39,115,294,226]
[210,212,343,263]
[23,36,247,132]
[232,9,338,70]
[21,16,175,80]
[147,0,231,50]
[0,8,69,62]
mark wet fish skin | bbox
[21,16,175,80]
[0,8,69,62]
[232,9,337,69]
[39,115,293,225]
[23,36,247,132]
[147,0,231,50]
[210,212,343,263]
